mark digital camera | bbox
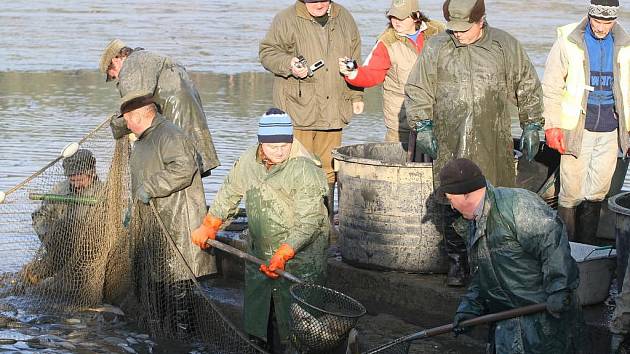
[294,55,325,77]
[343,58,357,71]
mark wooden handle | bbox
[407,303,547,341]
[205,238,303,284]
[366,303,547,353]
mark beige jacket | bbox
[379,20,444,133]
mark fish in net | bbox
[0,117,266,353]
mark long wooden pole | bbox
[364,303,546,353]
[205,238,303,284]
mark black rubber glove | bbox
[415,120,438,159]
[546,291,571,318]
[520,123,542,162]
[452,312,476,336]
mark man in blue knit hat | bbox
[542,0,629,245]
[192,108,330,353]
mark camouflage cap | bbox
[445,0,482,32]
[120,90,155,114]
[63,149,96,176]
[99,39,126,74]
[387,0,420,19]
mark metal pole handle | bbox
[205,238,303,284]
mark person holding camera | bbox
[338,0,444,143]
[259,0,364,227]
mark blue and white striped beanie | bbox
[258,108,294,143]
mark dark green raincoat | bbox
[208,140,329,342]
[459,183,581,353]
[112,50,220,175]
[129,114,216,280]
[405,25,544,190]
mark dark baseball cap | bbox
[444,0,485,32]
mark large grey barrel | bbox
[332,143,448,273]
[609,192,630,292]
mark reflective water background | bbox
[1,0,629,195]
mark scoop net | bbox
[0,117,265,353]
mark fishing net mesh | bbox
[0,120,264,353]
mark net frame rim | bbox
[289,283,366,319]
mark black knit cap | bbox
[438,158,486,196]
[591,0,619,6]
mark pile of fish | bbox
[290,302,354,350]
[0,300,204,353]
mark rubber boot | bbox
[576,200,602,245]
[326,183,338,245]
[345,328,359,354]
[611,333,625,354]
[441,204,469,287]
[557,206,577,241]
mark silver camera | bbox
[343,58,357,71]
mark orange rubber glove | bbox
[191,214,222,249]
[260,243,295,279]
[545,128,566,154]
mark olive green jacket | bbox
[208,140,329,341]
[459,183,581,353]
[259,1,363,130]
[129,114,216,280]
[112,50,220,175]
[405,26,544,190]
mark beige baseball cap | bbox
[99,39,126,74]
[387,0,420,19]
[445,0,479,32]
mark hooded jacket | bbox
[405,25,544,190]
[208,139,329,341]
[259,1,363,130]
